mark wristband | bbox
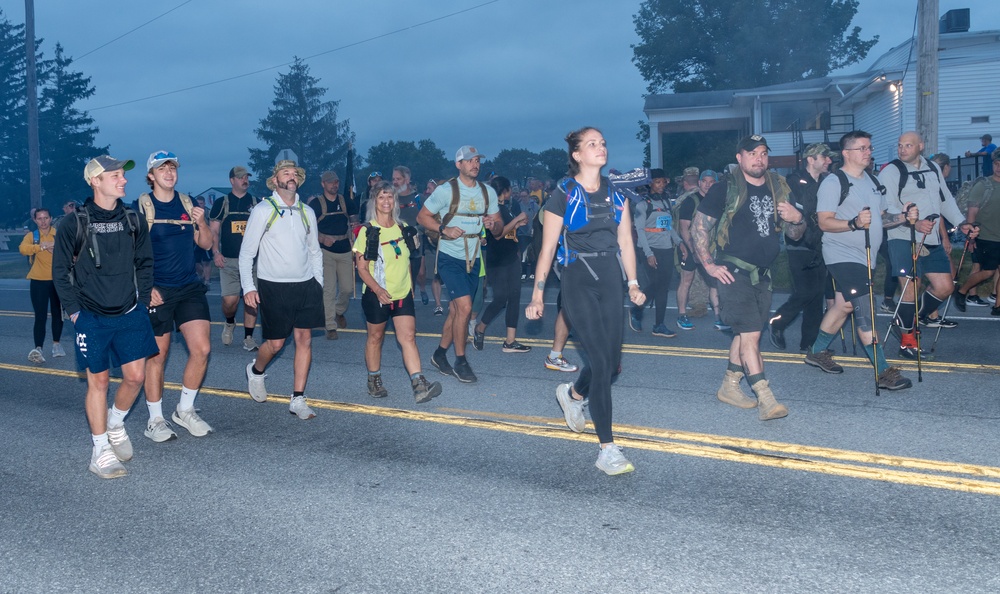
[439,224,446,235]
[627,279,639,288]
[847,218,857,231]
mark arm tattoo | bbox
[882,211,907,229]
[690,212,718,267]
[536,280,545,291]
[783,221,806,241]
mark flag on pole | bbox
[344,144,356,201]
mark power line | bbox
[75,0,195,62]
[87,0,500,112]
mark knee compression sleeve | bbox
[849,295,874,333]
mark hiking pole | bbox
[882,213,939,345]
[831,278,848,353]
[862,208,880,396]
[849,310,858,356]
[930,226,975,354]
[912,214,940,383]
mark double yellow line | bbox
[4,361,1000,496]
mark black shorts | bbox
[361,289,415,325]
[258,277,325,340]
[148,283,211,336]
[716,271,771,335]
[974,238,1000,272]
[826,262,872,300]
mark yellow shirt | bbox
[353,221,412,299]
[19,228,56,281]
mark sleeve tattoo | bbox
[690,212,718,267]
[882,211,908,229]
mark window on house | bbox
[971,116,990,124]
[762,99,831,132]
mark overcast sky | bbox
[4,0,999,195]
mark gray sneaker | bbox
[172,407,214,437]
[595,444,635,476]
[247,361,268,402]
[222,322,236,345]
[243,335,259,352]
[555,383,586,432]
[106,420,133,462]
[89,444,127,479]
[28,348,45,364]
[289,395,317,420]
[51,342,67,358]
[144,416,177,442]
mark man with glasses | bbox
[879,131,977,358]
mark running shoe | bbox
[430,350,453,376]
[289,395,317,420]
[953,292,967,312]
[768,322,786,350]
[243,336,259,352]
[714,319,732,332]
[28,348,45,364]
[989,294,997,305]
[51,342,67,358]
[144,416,177,442]
[629,312,642,332]
[555,383,585,432]
[993,306,1000,316]
[172,407,214,437]
[433,306,444,316]
[880,298,896,313]
[966,294,988,306]
[106,419,133,462]
[545,355,579,372]
[452,359,477,383]
[502,340,531,353]
[89,444,127,479]
[221,322,235,345]
[919,316,957,329]
[246,361,268,403]
[421,291,429,305]
[651,324,676,338]
[472,325,484,351]
[676,315,694,330]
[595,444,635,476]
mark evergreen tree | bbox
[249,58,354,198]
[38,43,107,211]
[0,10,29,226]
[537,147,569,182]
[364,139,450,189]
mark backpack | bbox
[555,177,627,266]
[423,178,490,243]
[313,192,348,222]
[954,176,995,212]
[832,168,887,206]
[70,205,141,282]
[262,196,312,235]
[888,159,947,204]
[27,229,41,265]
[213,193,258,222]
[137,192,195,229]
[360,222,418,262]
[713,170,792,254]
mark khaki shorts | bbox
[220,257,256,297]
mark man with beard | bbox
[310,170,358,340]
[691,135,805,421]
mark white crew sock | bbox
[178,386,198,411]
[108,406,128,428]
[147,399,163,421]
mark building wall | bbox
[853,84,903,167]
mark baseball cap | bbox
[368,171,382,179]
[992,147,1000,162]
[737,135,770,153]
[147,150,179,171]
[649,168,666,179]
[321,171,339,183]
[803,143,834,158]
[456,145,484,161]
[700,169,718,181]
[682,166,700,179]
[84,155,134,184]
[229,166,250,179]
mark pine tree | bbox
[249,58,354,198]
[0,10,29,226]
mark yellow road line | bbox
[4,361,999,496]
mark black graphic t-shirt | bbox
[698,180,780,268]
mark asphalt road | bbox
[1,279,998,593]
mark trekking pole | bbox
[912,214,939,383]
[862,208,880,396]
[882,213,938,346]
[849,310,858,356]
[930,226,975,353]
[831,278,848,353]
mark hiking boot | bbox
[336,314,347,329]
[411,375,442,404]
[89,444,127,479]
[452,359,477,383]
[878,366,913,391]
[289,395,317,420]
[144,416,177,442]
[106,419,133,462]
[246,361,268,402]
[595,444,635,476]
[28,348,45,364]
[326,329,338,340]
[676,315,694,330]
[473,328,485,351]
[919,316,957,329]
[555,383,586,432]
[367,374,388,398]
[221,322,235,345]
[172,407,214,437]
[629,311,642,332]
[953,292,967,312]
[242,336,259,352]
[769,322,786,350]
[502,340,531,353]
[430,350,453,376]
[716,370,757,409]
[651,324,676,338]
[804,349,844,374]
[751,379,788,421]
[967,294,988,306]
[51,342,66,358]
[545,355,578,372]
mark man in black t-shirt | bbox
[691,135,805,422]
[210,166,259,351]
[310,170,359,339]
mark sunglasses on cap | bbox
[152,151,177,161]
[369,171,382,178]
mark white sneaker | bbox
[106,418,133,462]
[595,444,635,476]
[28,348,45,364]
[246,361,268,402]
[89,444,127,479]
[51,342,67,358]
[144,416,177,442]
[221,322,236,345]
[555,383,586,432]
[172,407,214,437]
[243,336,259,352]
[289,395,316,420]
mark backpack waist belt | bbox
[721,254,770,287]
[643,227,666,233]
[570,250,623,282]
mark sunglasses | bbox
[385,239,401,258]
[152,151,177,161]
[369,171,382,178]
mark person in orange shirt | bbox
[19,208,66,363]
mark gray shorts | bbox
[716,271,771,335]
[220,257,256,297]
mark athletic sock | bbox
[178,386,198,411]
[245,328,254,339]
[455,355,467,365]
[549,350,561,360]
[811,330,837,354]
[918,292,944,318]
[92,433,109,449]
[435,346,447,358]
[368,370,380,376]
[897,301,916,330]
[146,400,163,421]
[108,406,128,428]
[863,343,890,374]
[747,372,766,386]
[226,316,236,324]
[293,391,304,398]
[251,365,264,375]
[410,372,422,380]
[726,361,743,374]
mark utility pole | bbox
[915,0,939,151]
[25,0,42,210]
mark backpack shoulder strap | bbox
[138,193,155,228]
[865,169,887,197]
[833,169,850,206]
[443,178,463,226]
[926,160,948,202]
[478,182,489,214]
[178,193,194,218]
[890,159,908,199]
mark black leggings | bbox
[646,247,675,325]
[480,259,522,330]
[561,254,623,444]
[30,279,63,348]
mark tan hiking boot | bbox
[752,379,788,421]
[717,370,757,409]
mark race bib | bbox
[656,214,672,230]
[231,220,247,235]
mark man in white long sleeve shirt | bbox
[239,160,324,419]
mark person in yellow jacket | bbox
[19,208,66,363]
